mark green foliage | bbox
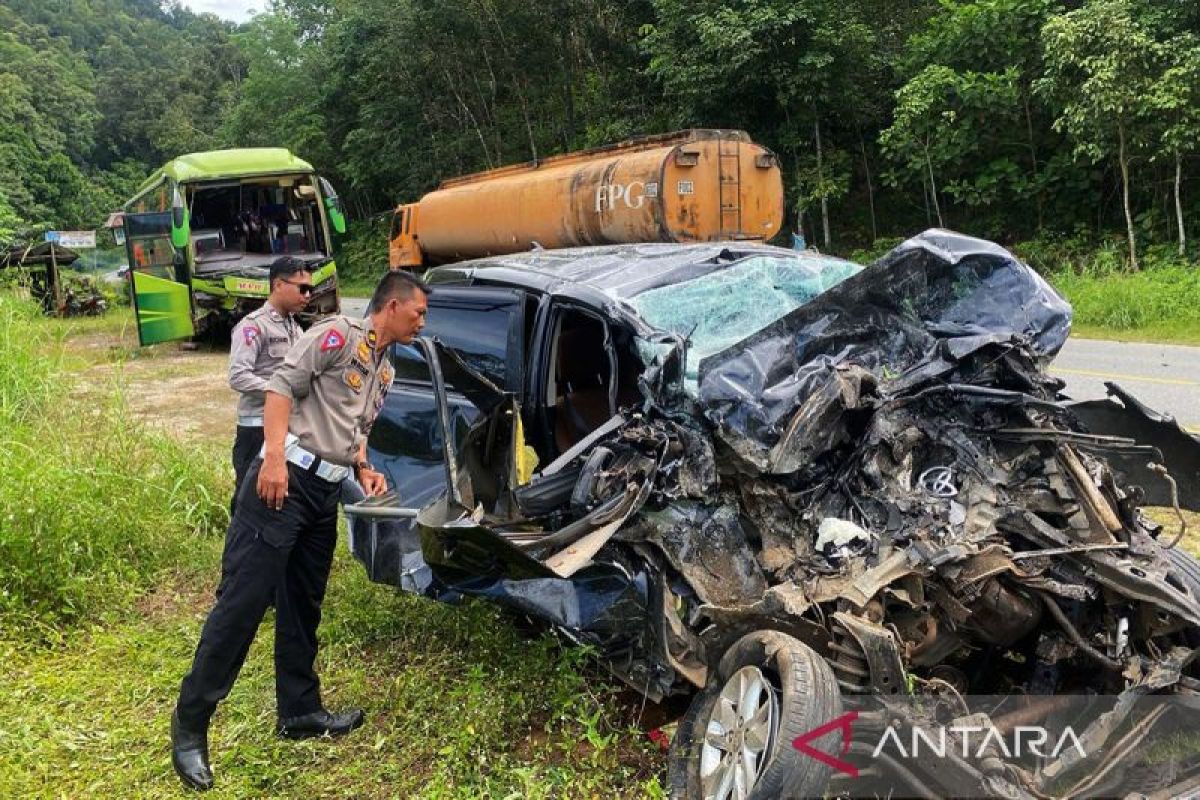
[1,0,1199,309]
[643,0,881,241]
[1038,1,1161,162]
[0,189,26,247]
[1050,258,1200,335]
[0,1,244,234]
[336,216,391,293]
[1148,36,1200,158]
[0,295,227,631]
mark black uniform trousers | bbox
[229,424,265,517]
[176,457,340,730]
[219,425,267,599]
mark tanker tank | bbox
[389,129,783,269]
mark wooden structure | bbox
[0,241,80,315]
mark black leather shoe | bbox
[276,708,366,739]
[170,710,213,791]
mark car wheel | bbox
[668,630,842,800]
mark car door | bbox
[348,285,527,590]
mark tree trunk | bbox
[924,142,944,228]
[814,118,831,250]
[443,68,493,168]
[1175,150,1186,257]
[858,128,877,242]
[1117,123,1138,271]
[922,169,932,227]
[1022,91,1043,232]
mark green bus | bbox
[122,148,345,345]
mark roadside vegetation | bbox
[1017,237,1200,344]
[0,296,662,798]
[5,1,1199,344]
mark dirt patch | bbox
[82,346,236,444]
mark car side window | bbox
[391,289,522,390]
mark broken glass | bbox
[627,254,862,386]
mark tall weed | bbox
[0,295,227,633]
[1048,258,1200,331]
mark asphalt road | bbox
[1050,337,1200,433]
[345,295,1196,431]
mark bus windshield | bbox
[186,175,329,272]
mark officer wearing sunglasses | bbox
[225,256,312,524]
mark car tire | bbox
[1166,547,1200,595]
[1165,547,1200,647]
[668,630,842,800]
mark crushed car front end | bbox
[348,231,1200,799]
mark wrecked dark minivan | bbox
[347,231,1200,799]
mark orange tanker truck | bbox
[389,129,784,269]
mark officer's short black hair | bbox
[268,256,310,288]
[370,269,431,313]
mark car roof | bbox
[424,241,855,300]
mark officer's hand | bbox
[358,468,387,497]
[258,454,289,510]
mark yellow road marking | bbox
[1050,366,1200,387]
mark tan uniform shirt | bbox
[229,302,300,422]
[266,315,395,466]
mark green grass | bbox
[1005,236,1200,345]
[0,296,228,631]
[0,556,665,798]
[1049,264,1200,345]
[0,291,667,797]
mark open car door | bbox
[123,182,193,345]
[346,286,528,592]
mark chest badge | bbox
[344,369,364,393]
[356,340,371,363]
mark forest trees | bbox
[1039,0,1164,270]
[0,1,245,242]
[1,0,1198,263]
[642,0,881,249]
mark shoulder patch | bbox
[320,329,346,352]
[242,325,260,345]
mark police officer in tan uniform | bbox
[171,271,429,791]
[227,256,311,515]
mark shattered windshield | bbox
[627,254,862,382]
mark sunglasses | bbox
[282,279,314,295]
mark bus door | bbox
[123,182,194,345]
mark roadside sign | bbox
[44,230,97,248]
